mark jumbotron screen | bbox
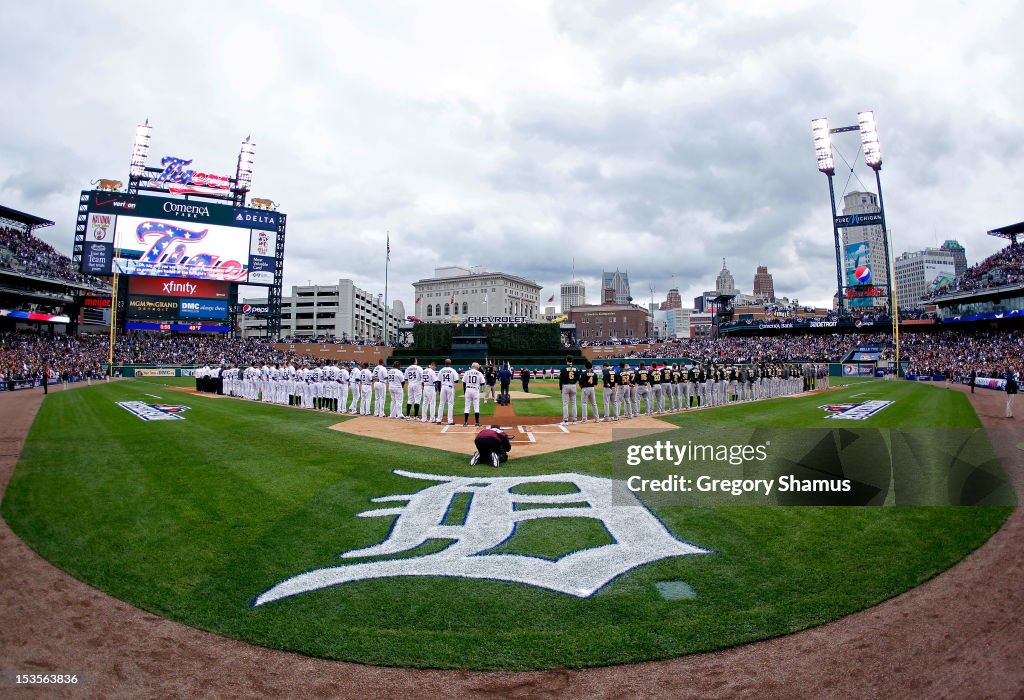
[79,191,278,285]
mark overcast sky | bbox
[2,0,1022,311]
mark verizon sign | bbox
[130,276,229,299]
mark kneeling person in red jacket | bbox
[471,426,512,467]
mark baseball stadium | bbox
[1,175,1022,696]
[2,7,1024,697]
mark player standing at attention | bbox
[649,365,664,415]
[387,361,406,419]
[578,360,600,423]
[619,362,635,419]
[421,361,438,423]
[337,362,350,413]
[462,362,485,427]
[437,359,460,425]
[600,362,618,421]
[634,364,652,416]
[559,356,579,424]
[359,362,374,415]
[404,358,422,419]
[372,359,388,417]
[347,361,361,413]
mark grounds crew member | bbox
[405,357,423,418]
[559,356,580,424]
[421,361,438,423]
[601,362,618,421]
[437,359,460,425]
[462,362,485,426]
[578,360,600,423]
[470,425,513,468]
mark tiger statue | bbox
[91,179,123,191]
[250,198,278,210]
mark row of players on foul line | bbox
[208,357,829,426]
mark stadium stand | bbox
[926,240,1024,300]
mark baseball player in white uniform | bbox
[337,363,350,412]
[436,359,460,425]
[404,358,422,419]
[348,362,361,413]
[462,362,485,427]
[387,361,406,419]
[359,363,373,415]
[372,359,388,417]
[421,361,438,423]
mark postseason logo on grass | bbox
[819,400,893,420]
[117,401,191,421]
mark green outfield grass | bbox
[1,377,1013,670]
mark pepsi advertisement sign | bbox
[242,303,271,317]
[179,298,229,320]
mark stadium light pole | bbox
[856,111,894,317]
[811,117,845,314]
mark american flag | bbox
[386,233,391,261]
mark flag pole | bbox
[383,231,390,346]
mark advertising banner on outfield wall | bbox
[842,364,875,376]
[135,368,177,377]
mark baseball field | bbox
[0,376,1013,671]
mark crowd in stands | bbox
[926,241,1024,300]
[0,226,110,289]
[898,329,1021,381]
[0,325,1017,389]
[0,331,105,383]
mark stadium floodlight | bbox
[236,136,256,192]
[857,110,882,170]
[811,117,834,175]
[129,119,152,178]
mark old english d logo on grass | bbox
[253,470,708,606]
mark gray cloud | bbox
[2,0,1023,312]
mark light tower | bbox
[811,111,894,316]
